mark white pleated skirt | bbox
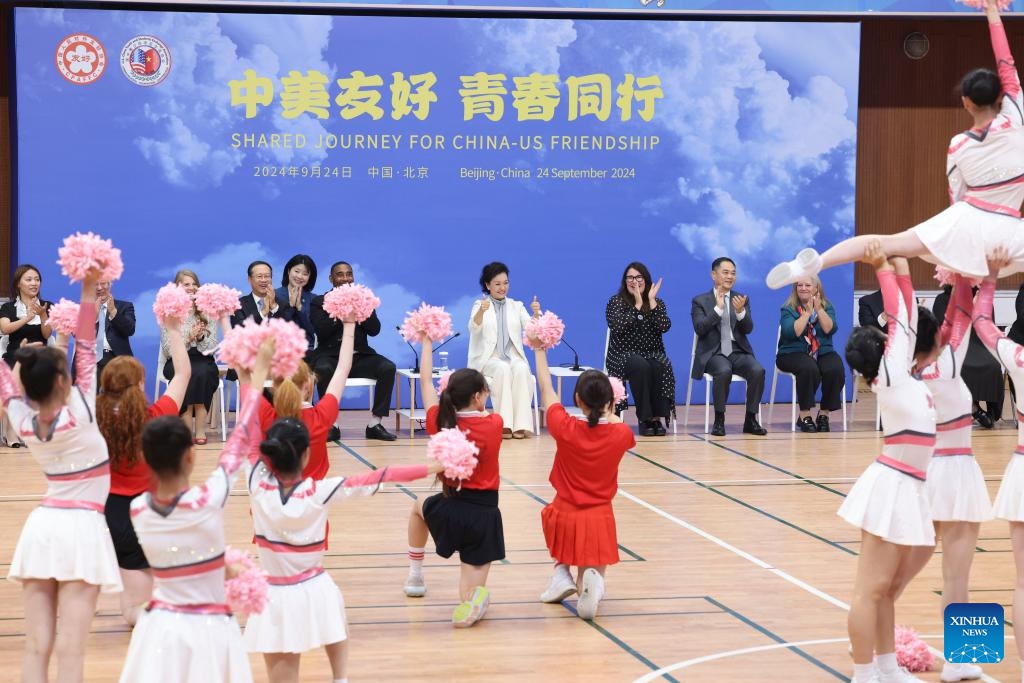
[8,506,122,593]
[926,455,993,522]
[119,608,252,683]
[838,461,935,546]
[244,571,347,654]
[994,454,1024,521]
[911,201,1024,278]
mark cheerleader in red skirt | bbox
[531,345,635,620]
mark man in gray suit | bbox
[690,257,766,436]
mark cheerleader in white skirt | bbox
[972,247,1024,681]
[919,275,992,683]
[0,272,122,682]
[839,245,938,683]
[767,0,1024,291]
[118,346,272,683]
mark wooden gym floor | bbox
[0,393,1020,682]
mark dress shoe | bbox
[327,425,341,442]
[797,416,817,433]
[711,413,726,437]
[743,414,768,436]
[815,413,830,432]
[366,423,397,441]
[973,408,994,429]
[652,419,666,436]
[639,421,657,437]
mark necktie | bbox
[97,304,107,365]
[720,294,732,357]
[257,297,266,318]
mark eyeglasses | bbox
[252,274,273,281]
[625,275,645,282]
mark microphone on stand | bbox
[395,326,420,373]
[432,331,462,354]
[561,336,582,372]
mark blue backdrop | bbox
[13,8,859,410]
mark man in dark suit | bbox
[310,261,397,442]
[857,290,888,333]
[95,279,135,380]
[690,257,766,436]
[230,260,296,327]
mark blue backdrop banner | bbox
[14,8,858,409]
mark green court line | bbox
[706,596,848,680]
[626,449,856,556]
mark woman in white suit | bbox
[468,262,541,439]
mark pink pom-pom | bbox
[427,427,479,482]
[57,232,124,283]
[194,283,241,319]
[894,625,935,673]
[608,376,627,404]
[219,318,308,379]
[48,298,80,336]
[400,303,453,343]
[523,311,565,350]
[323,284,380,323]
[224,546,269,617]
[436,371,453,394]
[934,266,957,287]
[957,0,1010,9]
[152,283,193,327]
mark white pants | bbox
[482,351,534,433]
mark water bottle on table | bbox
[438,351,449,373]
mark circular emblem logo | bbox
[120,35,171,87]
[55,34,107,85]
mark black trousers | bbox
[624,355,672,421]
[704,351,765,414]
[313,352,396,417]
[775,351,844,412]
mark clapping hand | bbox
[28,300,48,319]
[732,294,748,314]
[648,277,663,308]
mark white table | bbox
[394,368,446,437]
[547,366,592,421]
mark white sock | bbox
[334,679,348,683]
[553,562,572,579]
[368,416,382,427]
[875,652,898,674]
[408,547,425,577]
[854,662,876,681]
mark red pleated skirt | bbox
[541,496,619,567]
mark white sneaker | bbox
[403,573,426,598]
[540,571,577,603]
[850,676,882,683]
[766,248,822,290]
[879,667,923,682]
[576,568,604,620]
[940,662,982,682]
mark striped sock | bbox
[408,546,425,576]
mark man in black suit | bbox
[230,261,296,327]
[857,290,888,333]
[690,256,766,436]
[310,261,397,442]
[95,279,135,380]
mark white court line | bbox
[617,488,1001,683]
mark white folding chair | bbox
[156,344,227,441]
[849,373,881,430]
[768,326,848,431]
[604,329,677,434]
[683,332,760,434]
[331,377,378,431]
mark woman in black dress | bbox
[604,262,675,436]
